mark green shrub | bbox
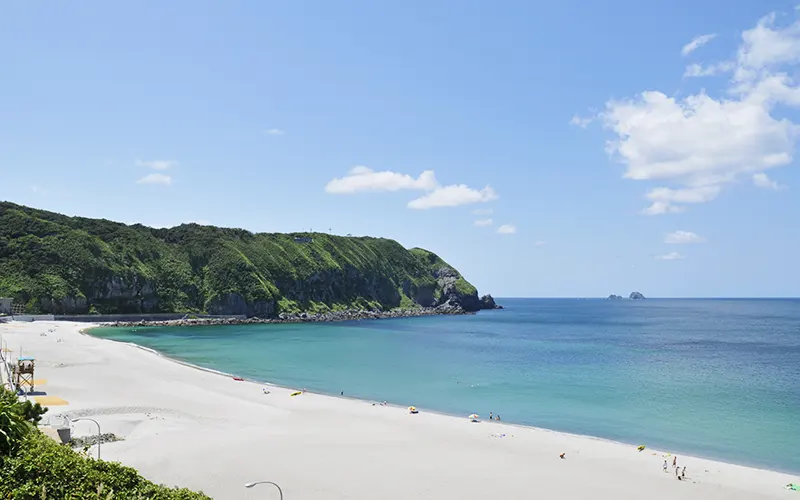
[0,386,46,457]
[0,431,211,499]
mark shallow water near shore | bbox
[90,298,800,474]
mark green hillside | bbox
[0,202,491,316]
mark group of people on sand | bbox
[663,456,687,480]
[488,412,501,421]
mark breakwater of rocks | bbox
[102,304,470,328]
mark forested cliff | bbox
[0,202,497,316]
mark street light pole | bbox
[244,481,283,499]
[72,417,101,460]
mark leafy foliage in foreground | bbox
[0,431,211,499]
[0,387,209,499]
[0,386,46,457]
[0,202,482,316]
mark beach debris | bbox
[468,413,480,422]
[637,445,646,452]
[408,406,418,414]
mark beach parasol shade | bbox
[408,406,418,413]
[469,414,479,421]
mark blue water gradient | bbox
[90,298,800,473]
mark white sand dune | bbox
[1,321,796,499]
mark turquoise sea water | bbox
[90,299,800,473]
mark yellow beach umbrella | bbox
[408,406,418,413]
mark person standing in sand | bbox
[663,460,668,473]
[682,466,686,478]
[489,412,493,421]
[673,456,677,468]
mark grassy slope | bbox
[0,202,480,315]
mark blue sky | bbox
[2,1,799,298]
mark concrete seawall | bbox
[55,313,247,323]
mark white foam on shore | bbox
[3,320,796,499]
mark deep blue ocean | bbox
[90,298,800,473]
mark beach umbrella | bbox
[408,406,418,414]
[469,414,479,422]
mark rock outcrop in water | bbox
[607,294,623,300]
[0,202,499,317]
[629,291,646,300]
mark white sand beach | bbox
[1,320,796,500]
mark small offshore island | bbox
[0,202,501,325]
[608,292,646,300]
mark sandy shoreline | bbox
[1,321,796,499]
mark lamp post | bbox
[244,481,283,499]
[72,417,101,460]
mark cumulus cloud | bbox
[408,185,497,209]
[326,166,498,209]
[665,230,704,244]
[473,218,493,226]
[325,166,438,194]
[683,61,735,77]
[136,173,172,186]
[570,114,594,128]
[497,224,516,234]
[265,128,285,135]
[682,33,717,56]
[655,252,685,260]
[136,159,177,170]
[752,172,785,190]
[584,11,800,214]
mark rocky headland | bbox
[0,202,501,319]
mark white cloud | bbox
[136,173,172,186]
[593,10,800,215]
[325,166,438,194]
[408,185,497,209]
[682,33,717,56]
[683,61,735,77]
[136,159,177,170]
[655,252,685,260]
[472,208,493,215]
[497,224,516,234]
[570,114,594,128]
[665,230,704,244]
[752,172,785,189]
[473,218,493,226]
[265,128,285,136]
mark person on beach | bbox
[675,465,680,477]
[495,415,501,421]
[489,412,493,420]
[673,456,677,468]
[682,466,686,478]
[559,453,566,459]
[663,460,668,473]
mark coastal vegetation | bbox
[0,386,209,499]
[0,202,495,317]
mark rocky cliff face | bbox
[0,202,498,317]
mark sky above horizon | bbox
[2,1,799,298]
